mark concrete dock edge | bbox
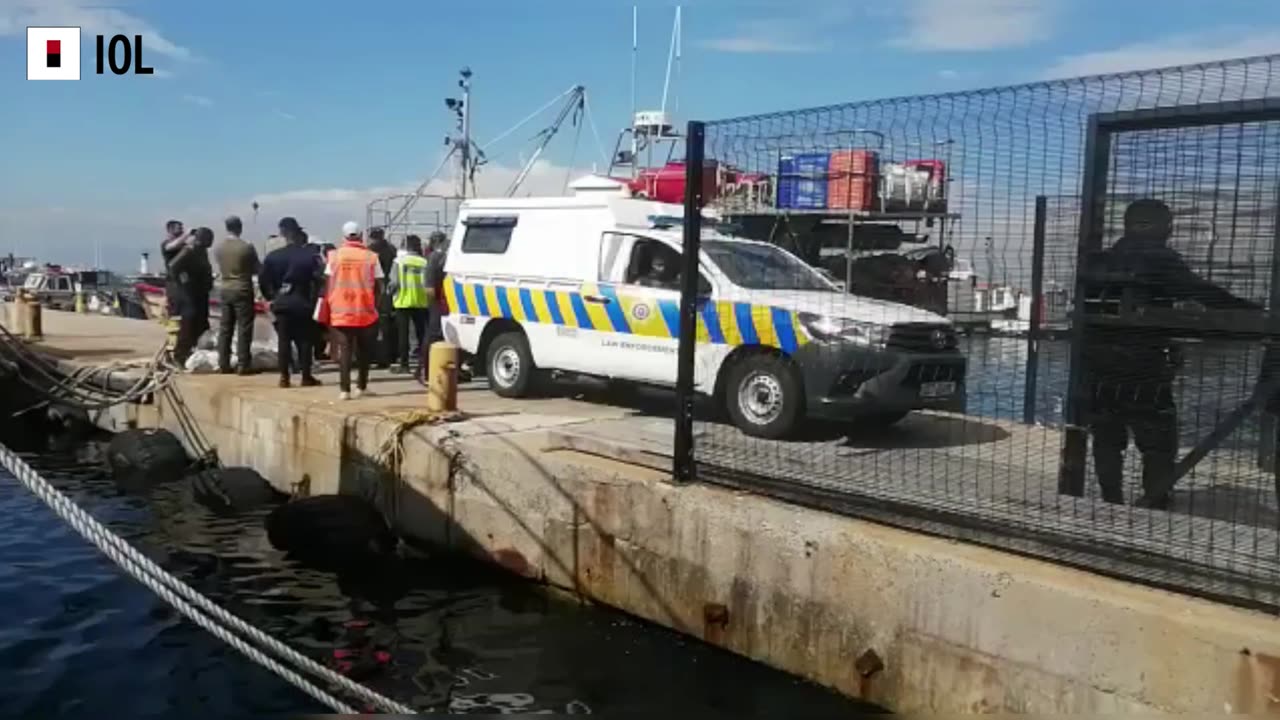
[74,372,1278,714]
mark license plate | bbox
[920,381,956,399]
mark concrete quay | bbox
[16,309,1280,714]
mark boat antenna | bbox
[674,6,682,115]
[630,5,638,170]
[660,6,681,119]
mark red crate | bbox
[828,174,875,211]
[831,149,879,176]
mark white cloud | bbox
[1040,28,1280,79]
[244,159,590,243]
[0,160,594,270]
[271,109,297,121]
[892,0,1053,51]
[182,93,213,107]
[938,69,960,79]
[703,34,825,54]
[702,10,856,55]
[0,0,194,72]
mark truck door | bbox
[595,233,712,385]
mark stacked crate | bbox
[776,153,831,209]
[827,149,879,211]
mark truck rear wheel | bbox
[487,331,535,398]
[724,354,803,440]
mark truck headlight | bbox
[798,312,890,346]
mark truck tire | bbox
[486,331,535,398]
[724,353,803,440]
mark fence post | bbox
[673,121,706,484]
[1024,195,1047,425]
[1059,115,1111,497]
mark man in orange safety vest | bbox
[324,221,384,400]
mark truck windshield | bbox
[702,240,835,292]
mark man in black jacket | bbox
[259,217,323,388]
[1079,199,1262,508]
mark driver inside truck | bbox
[634,245,681,291]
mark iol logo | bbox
[27,27,80,81]
[27,26,156,81]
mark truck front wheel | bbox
[486,331,535,398]
[724,354,803,439]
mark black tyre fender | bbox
[190,467,282,514]
[107,428,190,491]
[485,330,536,398]
[265,495,396,565]
[723,352,805,440]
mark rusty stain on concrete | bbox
[703,602,730,645]
[492,547,533,578]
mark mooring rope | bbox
[0,443,417,714]
[0,321,176,412]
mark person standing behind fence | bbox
[365,227,398,370]
[388,234,431,374]
[260,217,323,389]
[213,215,260,375]
[325,221,383,400]
[1079,198,1261,509]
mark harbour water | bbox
[964,335,1266,451]
[0,444,878,717]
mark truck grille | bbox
[887,323,958,353]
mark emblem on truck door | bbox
[631,303,651,321]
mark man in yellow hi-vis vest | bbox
[388,234,432,374]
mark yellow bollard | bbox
[165,317,180,350]
[6,299,22,334]
[23,297,42,340]
[75,291,86,314]
[425,341,459,412]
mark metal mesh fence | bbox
[676,55,1280,610]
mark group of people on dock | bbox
[161,216,447,400]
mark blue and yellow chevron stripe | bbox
[443,278,811,354]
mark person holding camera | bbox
[164,224,214,366]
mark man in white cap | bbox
[322,221,384,400]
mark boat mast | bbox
[630,6,639,178]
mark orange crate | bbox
[828,174,875,211]
[830,149,879,175]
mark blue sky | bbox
[2,0,1279,269]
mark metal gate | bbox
[1059,100,1280,566]
[674,56,1280,611]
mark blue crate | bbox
[777,153,830,210]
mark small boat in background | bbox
[130,282,267,323]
